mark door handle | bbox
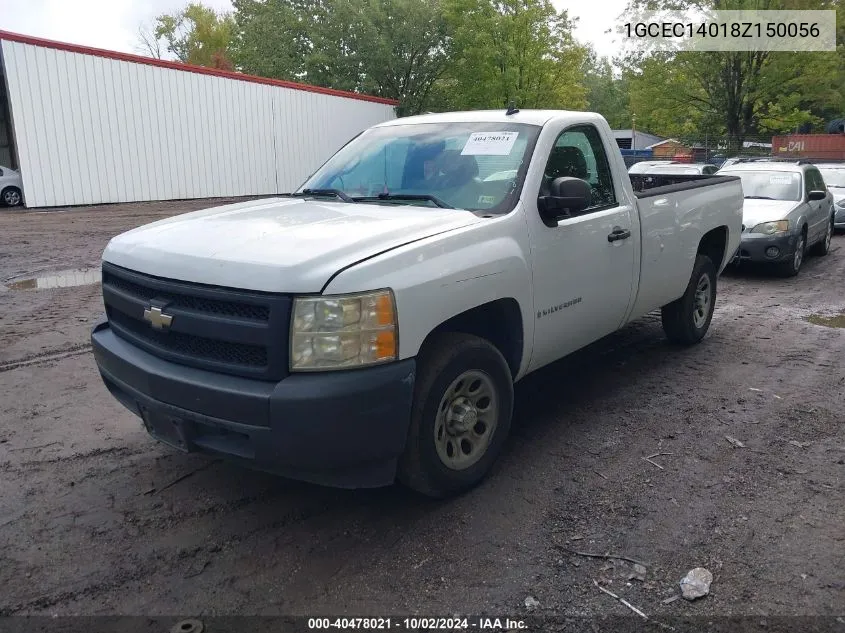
[607,227,631,242]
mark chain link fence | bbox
[620,134,776,169]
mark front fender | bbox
[323,212,534,377]
[791,212,809,237]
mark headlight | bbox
[290,289,397,371]
[750,220,789,235]
[836,199,845,209]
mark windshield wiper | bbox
[292,188,354,202]
[744,195,775,200]
[352,193,454,209]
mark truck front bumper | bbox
[732,231,799,264]
[91,317,416,488]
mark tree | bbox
[621,0,844,146]
[582,47,630,128]
[230,0,321,81]
[431,0,587,111]
[136,22,164,59]
[137,2,235,70]
[349,0,452,115]
[232,0,450,114]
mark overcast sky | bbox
[1,0,629,61]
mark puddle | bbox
[805,313,845,329]
[5,268,101,290]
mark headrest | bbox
[546,146,588,180]
[434,151,479,188]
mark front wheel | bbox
[661,254,717,345]
[778,231,805,277]
[398,333,514,498]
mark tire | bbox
[1,187,22,207]
[777,230,806,277]
[661,254,717,345]
[397,332,514,498]
[812,217,833,256]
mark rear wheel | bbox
[812,218,833,256]
[661,254,717,345]
[398,332,513,498]
[778,230,805,277]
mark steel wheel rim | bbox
[434,369,499,471]
[692,273,711,329]
[794,236,804,270]
[4,190,20,206]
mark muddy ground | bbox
[0,200,843,625]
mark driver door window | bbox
[808,169,825,194]
[804,170,815,200]
[541,125,617,211]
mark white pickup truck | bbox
[91,109,743,497]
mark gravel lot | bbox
[1,200,843,621]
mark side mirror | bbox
[808,190,827,201]
[538,177,591,225]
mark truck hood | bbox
[742,199,800,228]
[103,197,483,292]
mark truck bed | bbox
[626,173,744,322]
[630,173,739,195]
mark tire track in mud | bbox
[2,489,347,615]
[0,446,148,472]
[0,561,158,615]
[0,343,92,373]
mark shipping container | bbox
[0,31,397,208]
[772,134,845,160]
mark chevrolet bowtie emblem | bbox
[143,305,173,330]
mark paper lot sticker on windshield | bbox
[462,132,519,156]
[770,174,796,184]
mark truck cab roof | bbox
[719,161,808,173]
[375,109,605,128]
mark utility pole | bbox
[632,113,637,150]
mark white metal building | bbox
[0,31,397,208]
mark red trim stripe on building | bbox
[0,30,400,106]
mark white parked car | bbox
[628,161,718,175]
[0,165,23,206]
[91,109,743,497]
[815,162,845,230]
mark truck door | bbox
[526,124,636,372]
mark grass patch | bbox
[805,313,845,328]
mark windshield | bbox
[819,168,845,188]
[299,122,541,212]
[719,170,802,201]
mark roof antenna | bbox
[506,100,519,115]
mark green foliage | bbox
[430,0,587,111]
[228,0,314,80]
[582,48,631,129]
[146,3,235,69]
[137,0,842,132]
[343,0,453,114]
[231,0,586,115]
[232,0,451,114]
[620,0,844,146]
